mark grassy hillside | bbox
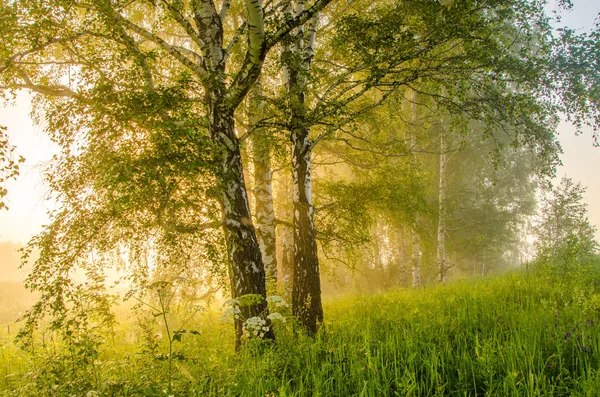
[2,270,600,396]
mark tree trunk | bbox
[291,125,323,335]
[411,230,422,288]
[437,131,447,283]
[210,99,272,349]
[284,9,323,334]
[372,222,382,272]
[399,224,411,288]
[276,170,294,298]
[409,89,422,289]
[249,82,278,287]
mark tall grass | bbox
[2,270,600,396]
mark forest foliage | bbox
[0,0,600,393]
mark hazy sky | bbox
[547,0,600,241]
[1,1,599,244]
[0,93,56,243]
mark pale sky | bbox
[549,0,600,241]
[0,93,56,243]
[1,1,599,244]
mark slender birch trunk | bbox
[284,7,323,334]
[400,224,410,287]
[411,232,422,288]
[437,130,447,283]
[276,171,295,297]
[372,223,382,273]
[409,89,422,289]
[388,225,405,288]
[249,82,278,286]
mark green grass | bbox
[2,270,600,396]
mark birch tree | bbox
[436,127,447,283]
[409,90,423,288]
[275,0,589,325]
[248,81,278,286]
[1,0,333,348]
[281,1,323,334]
[534,177,599,276]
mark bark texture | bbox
[411,231,422,288]
[437,131,447,283]
[210,99,273,349]
[409,90,422,289]
[290,124,323,334]
[276,171,295,297]
[285,5,323,335]
[249,83,278,286]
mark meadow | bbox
[2,269,600,396]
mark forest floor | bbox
[2,269,600,396]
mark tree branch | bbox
[220,0,232,20]
[109,8,208,79]
[10,66,78,98]
[224,22,247,63]
[265,0,332,50]
[158,0,207,53]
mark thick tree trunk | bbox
[291,125,323,335]
[249,83,278,287]
[211,100,272,349]
[437,131,447,283]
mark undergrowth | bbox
[2,269,600,396]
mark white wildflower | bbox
[220,305,242,323]
[267,312,286,323]
[266,295,287,307]
[243,316,270,338]
[222,299,240,309]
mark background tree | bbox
[267,0,600,329]
[534,176,599,277]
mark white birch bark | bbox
[249,81,278,285]
[372,221,382,272]
[193,0,272,348]
[410,89,422,289]
[276,170,294,297]
[285,3,323,334]
[411,232,422,288]
[437,130,447,283]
